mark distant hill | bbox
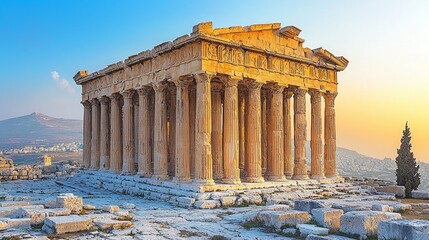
[0,112,82,149]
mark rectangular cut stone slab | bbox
[0,201,29,207]
[94,219,132,230]
[378,219,429,240]
[305,235,356,240]
[56,193,83,214]
[102,205,120,213]
[311,208,343,230]
[411,190,429,199]
[339,211,388,237]
[42,215,91,234]
[297,224,329,237]
[371,204,393,212]
[294,200,325,213]
[375,186,405,198]
[0,218,31,230]
[257,210,311,229]
[194,200,220,209]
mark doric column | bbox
[193,72,215,185]
[292,88,309,179]
[137,87,152,177]
[310,90,324,179]
[211,81,223,180]
[221,76,241,184]
[283,90,293,178]
[122,90,135,174]
[90,98,100,170]
[246,81,264,182]
[324,92,338,178]
[173,79,192,182]
[82,101,92,168]
[168,85,176,177]
[109,93,122,172]
[238,88,246,177]
[267,84,286,181]
[99,96,110,170]
[261,90,268,177]
[153,81,169,180]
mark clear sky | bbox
[0,0,428,162]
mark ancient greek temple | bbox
[74,22,348,186]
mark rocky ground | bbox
[1,175,429,239]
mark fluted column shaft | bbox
[82,101,92,168]
[189,85,196,178]
[174,79,192,182]
[238,89,246,176]
[137,87,152,177]
[310,90,324,179]
[222,77,241,184]
[122,90,135,173]
[283,90,293,178]
[324,92,338,178]
[109,94,122,172]
[193,73,214,185]
[267,85,286,181]
[293,88,309,179]
[168,87,176,177]
[246,81,264,182]
[153,82,169,180]
[211,82,223,180]
[90,99,100,169]
[261,91,268,176]
[99,97,110,170]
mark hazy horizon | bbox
[1,0,428,162]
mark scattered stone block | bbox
[294,200,325,213]
[0,206,20,218]
[194,200,219,209]
[339,211,388,237]
[220,196,236,207]
[114,211,132,220]
[83,204,96,210]
[371,204,393,212]
[56,193,83,214]
[42,215,91,234]
[122,203,136,209]
[282,227,297,235]
[412,190,429,199]
[94,219,132,230]
[311,208,343,230]
[393,203,412,212]
[297,224,329,237]
[375,186,406,198]
[176,197,195,207]
[257,210,311,229]
[0,201,29,207]
[378,219,429,240]
[0,218,31,230]
[332,204,370,213]
[305,235,355,240]
[102,205,120,213]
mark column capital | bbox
[283,89,294,99]
[247,80,264,90]
[309,90,323,103]
[294,88,308,96]
[153,81,169,92]
[218,75,241,87]
[267,83,285,93]
[81,101,91,108]
[109,93,121,103]
[324,91,338,100]
[121,89,135,99]
[137,86,152,95]
[99,96,110,105]
[173,78,193,89]
[211,81,224,92]
[90,98,99,105]
[193,71,214,83]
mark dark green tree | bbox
[395,122,420,198]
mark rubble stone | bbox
[257,210,311,229]
[294,200,325,213]
[297,224,329,237]
[339,211,389,237]
[102,205,120,213]
[56,193,83,214]
[311,208,343,230]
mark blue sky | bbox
[1,1,428,161]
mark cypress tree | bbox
[395,122,420,198]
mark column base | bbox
[152,174,170,181]
[137,172,152,178]
[245,176,265,183]
[325,174,338,179]
[213,173,224,181]
[310,174,325,180]
[173,176,192,183]
[268,175,287,182]
[121,171,136,175]
[285,173,293,179]
[292,174,310,180]
[222,178,241,184]
[193,178,215,186]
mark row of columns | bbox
[82,73,338,185]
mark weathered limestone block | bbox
[305,235,355,240]
[114,211,132,221]
[375,186,406,198]
[0,218,31,230]
[83,204,96,210]
[311,208,343,230]
[194,200,220,209]
[378,219,429,240]
[0,201,29,207]
[339,211,394,237]
[56,193,83,214]
[0,206,21,218]
[412,190,429,199]
[297,224,329,237]
[94,218,132,230]
[176,197,195,207]
[42,215,91,234]
[220,196,236,207]
[122,203,136,209]
[257,210,311,229]
[102,205,120,213]
[371,204,393,212]
[393,203,412,212]
[332,204,371,213]
[294,200,325,213]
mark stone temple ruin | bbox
[73,21,348,193]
